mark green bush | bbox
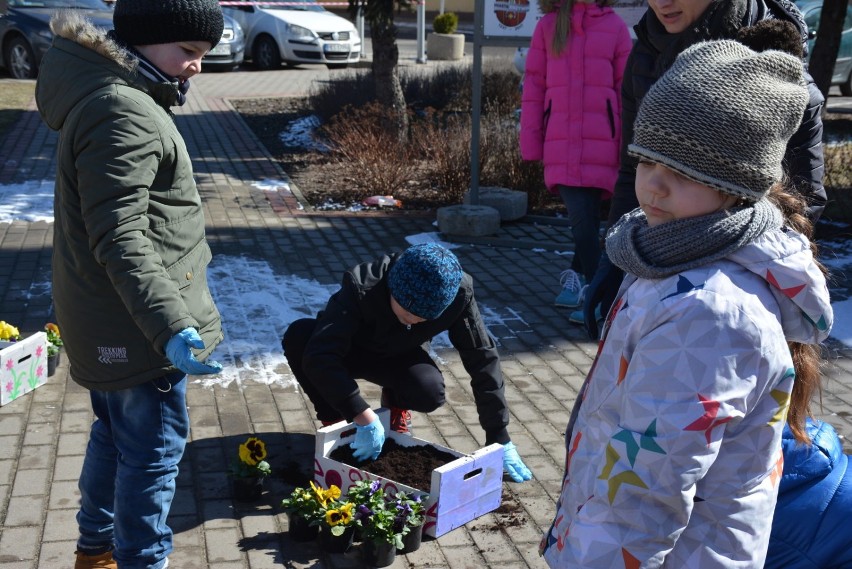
[433,12,459,34]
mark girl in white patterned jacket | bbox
[540,39,833,569]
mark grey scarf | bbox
[606,199,783,279]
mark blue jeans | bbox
[77,372,188,569]
[557,185,602,283]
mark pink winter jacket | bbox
[520,3,631,196]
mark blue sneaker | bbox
[554,269,586,308]
[570,306,602,325]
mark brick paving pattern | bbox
[0,42,850,569]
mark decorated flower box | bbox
[314,409,504,538]
[1,332,49,406]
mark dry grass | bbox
[0,81,35,139]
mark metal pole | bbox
[357,4,366,59]
[416,0,427,63]
[440,0,445,14]
[469,0,484,205]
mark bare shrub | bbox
[321,102,417,198]
[481,63,522,117]
[478,104,547,208]
[308,72,376,122]
[824,143,851,190]
[308,63,521,119]
[402,61,521,114]
[304,61,531,207]
[402,65,471,111]
[823,143,852,220]
[412,109,481,204]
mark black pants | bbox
[282,318,446,422]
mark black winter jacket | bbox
[607,0,827,229]
[301,252,511,445]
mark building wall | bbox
[424,0,474,14]
[422,0,648,25]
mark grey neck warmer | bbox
[606,199,783,279]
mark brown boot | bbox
[74,550,117,569]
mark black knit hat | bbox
[388,243,463,320]
[113,0,224,48]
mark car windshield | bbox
[9,0,109,8]
[257,0,324,13]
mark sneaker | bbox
[569,306,602,325]
[555,269,586,308]
[389,408,413,435]
[74,551,117,569]
[381,389,412,435]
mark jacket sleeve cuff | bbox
[485,427,511,446]
[337,391,370,423]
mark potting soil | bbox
[329,439,457,490]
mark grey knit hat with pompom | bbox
[113,0,224,48]
[629,40,809,202]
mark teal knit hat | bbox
[388,244,463,320]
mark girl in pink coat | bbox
[520,0,631,317]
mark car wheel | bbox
[327,63,348,70]
[841,70,852,97]
[252,36,281,70]
[5,36,37,79]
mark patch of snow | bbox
[0,180,55,223]
[279,115,329,153]
[252,178,291,193]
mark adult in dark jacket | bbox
[766,419,852,568]
[35,2,224,567]
[582,0,827,338]
[282,243,533,483]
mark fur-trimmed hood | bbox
[50,10,135,71]
[36,11,181,131]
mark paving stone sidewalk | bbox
[1,48,850,569]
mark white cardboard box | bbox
[313,408,504,537]
[0,331,49,406]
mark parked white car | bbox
[224,1,361,70]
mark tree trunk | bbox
[808,0,846,100]
[370,21,408,142]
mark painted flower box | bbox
[314,408,504,538]
[1,331,49,406]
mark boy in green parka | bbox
[35,1,225,567]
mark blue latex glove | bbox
[503,441,533,483]
[583,252,623,340]
[165,328,222,375]
[350,418,385,462]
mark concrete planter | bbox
[427,33,465,61]
[437,204,501,237]
[463,186,528,221]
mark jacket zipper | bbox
[606,99,615,138]
[543,99,553,135]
